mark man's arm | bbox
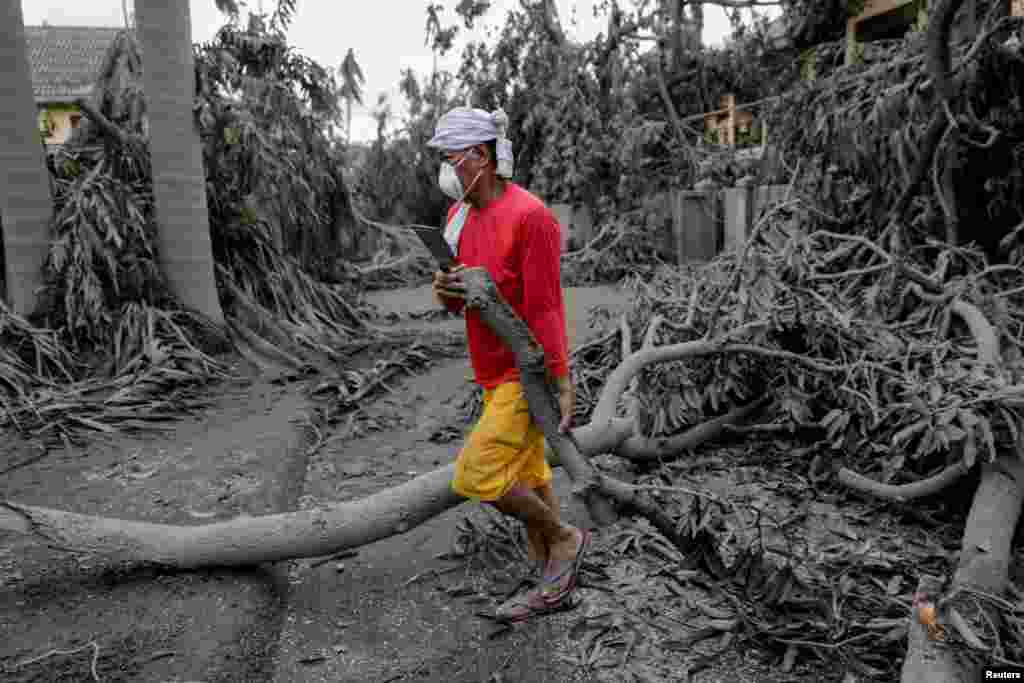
[519,207,570,380]
[433,267,466,314]
[435,203,467,314]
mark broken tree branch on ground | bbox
[0,267,767,567]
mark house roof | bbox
[25,25,121,103]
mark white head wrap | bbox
[427,106,515,178]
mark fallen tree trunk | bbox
[0,265,773,569]
[900,456,1024,683]
[898,290,1024,680]
[0,410,735,570]
[617,398,769,461]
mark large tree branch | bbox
[0,266,793,571]
[459,268,618,525]
[0,266,785,569]
[838,461,972,503]
[838,297,996,504]
[588,336,869,438]
[927,0,966,109]
[617,397,769,461]
[897,277,1022,683]
[0,401,756,570]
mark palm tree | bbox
[135,0,225,325]
[0,0,55,316]
[338,48,365,145]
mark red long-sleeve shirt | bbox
[441,183,569,389]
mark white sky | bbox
[23,0,778,143]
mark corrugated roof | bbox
[25,25,121,103]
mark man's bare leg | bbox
[524,483,559,567]
[492,485,579,565]
[535,482,560,521]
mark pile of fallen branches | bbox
[568,195,1024,494]
[310,334,465,415]
[764,3,1024,253]
[1,24,384,436]
[356,241,438,293]
[620,446,948,680]
[0,301,231,442]
[0,20,405,442]
[454,440,939,679]
[561,208,670,287]
[541,181,1024,677]
[343,200,451,292]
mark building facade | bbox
[25,24,120,146]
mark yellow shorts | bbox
[451,381,553,502]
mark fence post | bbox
[724,94,736,147]
[723,184,753,253]
[674,189,721,264]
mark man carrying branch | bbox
[428,106,590,621]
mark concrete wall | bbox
[541,184,791,266]
[550,203,595,253]
[551,185,791,267]
[721,184,791,252]
[671,191,721,264]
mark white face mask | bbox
[438,161,464,201]
[438,151,483,202]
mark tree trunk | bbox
[0,417,630,570]
[0,0,55,316]
[689,2,704,49]
[0,264,791,575]
[899,296,1024,681]
[136,0,226,325]
[0,404,757,571]
[900,457,1024,683]
[669,0,685,70]
[0,268,775,570]
[346,95,352,146]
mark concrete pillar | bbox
[575,204,594,248]
[672,190,721,264]
[723,186,753,252]
[641,193,673,263]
